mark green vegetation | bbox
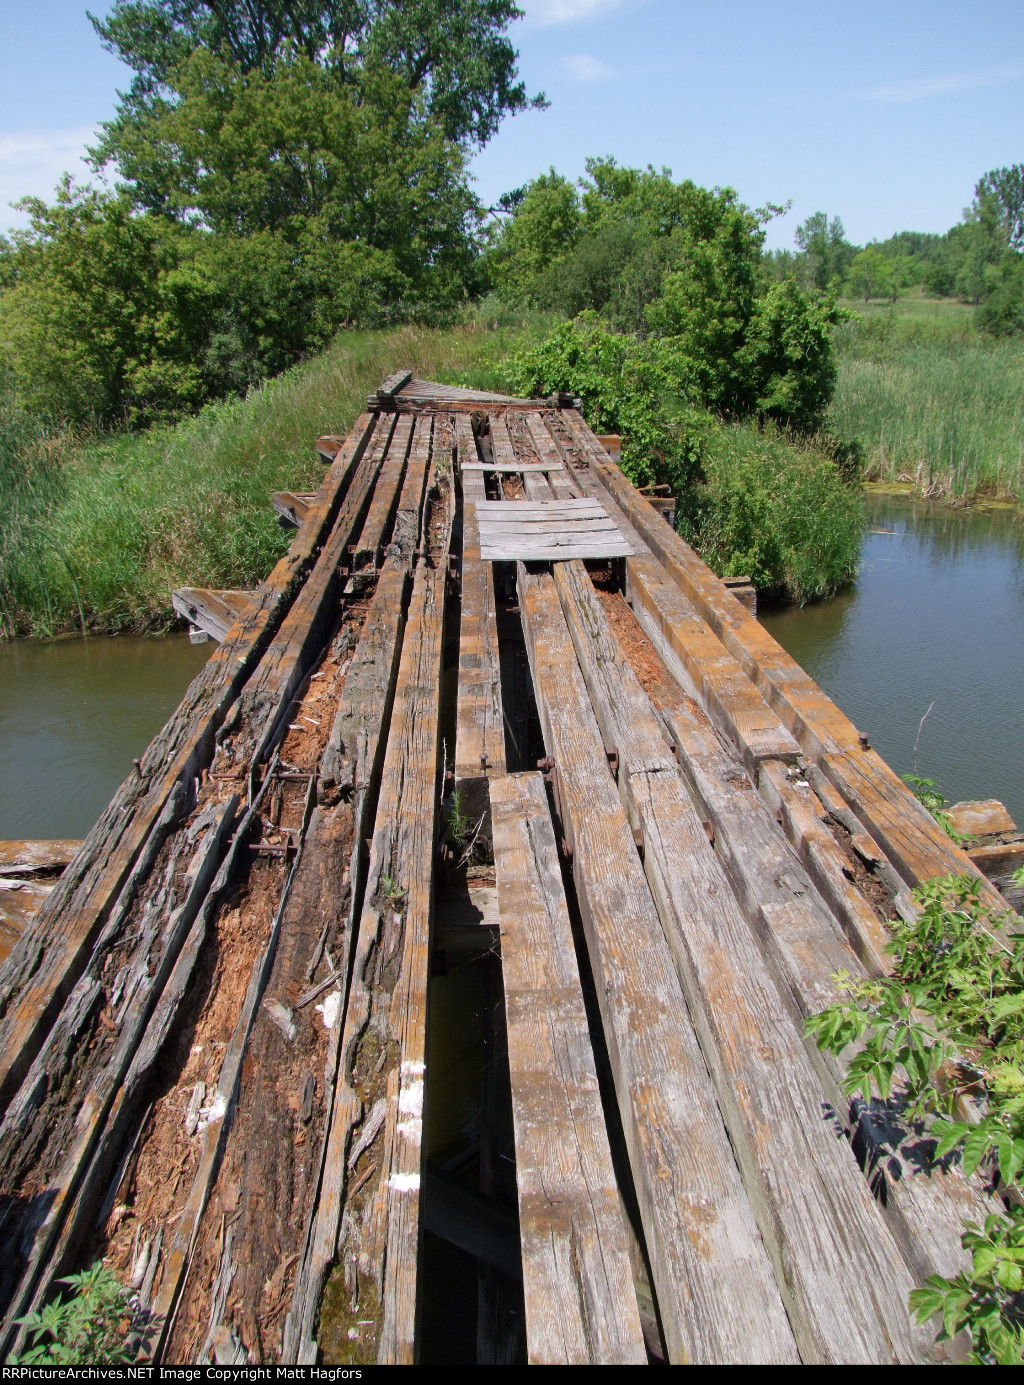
[902,774,972,846]
[0,319,540,637]
[4,3,1020,636]
[505,315,861,604]
[807,874,1024,1364]
[11,1261,151,1364]
[830,294,1024,504]
[0,1,540,429]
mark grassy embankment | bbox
[0,318,545,638]
[830,289,1024,506]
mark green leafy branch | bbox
[806,873,1024,1363]
[10,1261,156,1365]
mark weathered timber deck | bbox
[0,375,1014,1366]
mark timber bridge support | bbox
[0,376,1011,1364]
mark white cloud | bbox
[522,0,634,26]
[0,127,98,228]
[563,53,616,82]
[864,64,1024,103]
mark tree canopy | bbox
[89,0,543,158]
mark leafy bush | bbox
[11,1261,153,1365]
[680,421,863,604]
[506,314,707,493]
[807,874,1024,1363]
[507,315,862,604]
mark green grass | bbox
[830,291,1024,505]
[681,421,864,605]
[0,318,538,637]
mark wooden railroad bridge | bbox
[0,375,1014,1365]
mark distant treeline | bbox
[766,170,1024,333]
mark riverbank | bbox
[2,312,866,637]
[830,291,1024,508]
[0,318,548,638]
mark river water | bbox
[761,489,1024,826]
[0,633,210,840]
[1,490,1022,842]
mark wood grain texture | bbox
[517,564,797,1366]
[454,415,505,817]
[625,552,800,772]
[490,772,646,1365]
[822,749,1004,903]
[353,416,414,568]
[0,413,377,1113]
[552,560,928,1364]
[563,413,1003,910]
[301,465,453,1366]
[171,588,254,643]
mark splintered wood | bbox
[0,376,1006,1367]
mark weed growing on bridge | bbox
[902,774,972,846]
[10,1261,155,1365]
[807,874,1024,1363]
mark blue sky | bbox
[1,0,1022,248]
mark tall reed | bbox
[830,303,1024,505]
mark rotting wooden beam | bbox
[0,414,378,1115]
[516,563,797,1366]
[351,415,410,569]
[1,792,241,1358]
[272,491,316,528]
[454,415,505,847]
[819,748,1004,900]
[214,415,401,780]
[171,587,254,644]
[490,771,646,1366]
[282,426,437,1363]
[552,559,932,1364]
[565,415,1005,905]
[291,463,453,1367]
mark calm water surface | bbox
[0,633,210,839]
[761,491,1024,826]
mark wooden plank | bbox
[454,415,505,835]
[352,415,409,568]
[293,468,454,1366]
[481,536,633,562]
[0,413,378,1112]
[516,563,797,1366]
[1,882,50,964]
[171,587,254,643]
[284,441,438,1362]
[366,370,413,408]
[1,788,240,1354]
[522,414,579,501]
[219,417,407,776]
[0,841,82,878]
[626,553,799,774]
[490,772,645,1365]
[478,500,610,518]
[461,463,563,473]
[552,560,928,1363]
[757,761,893,977]
[479,517,621,535]
[271,491,315,528]
[822,749,1005,902]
